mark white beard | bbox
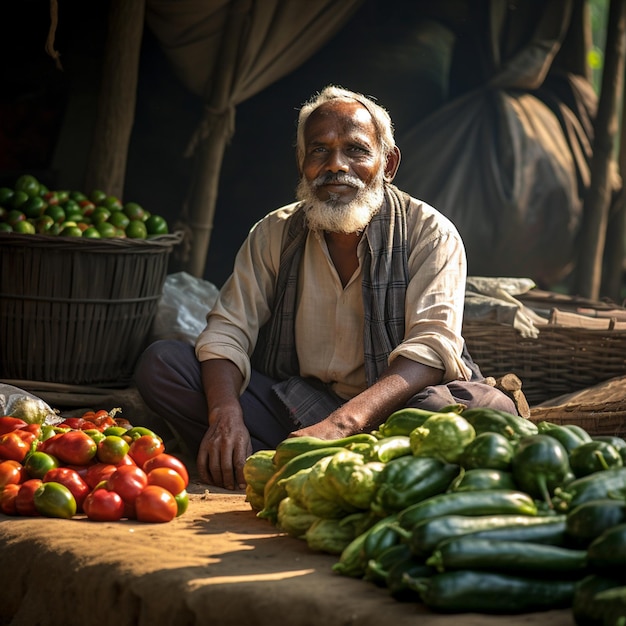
[296,170,385,234]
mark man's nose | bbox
[325,150,349,173]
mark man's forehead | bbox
[306,100,377,137]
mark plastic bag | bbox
[0,383,61,425]
[151,271,220,344]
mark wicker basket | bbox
[463,320,626,406]
[0,231,183,386]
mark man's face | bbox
[297,100,386,234]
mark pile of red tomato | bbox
[0,409,190,523]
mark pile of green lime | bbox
[0,174,170,239]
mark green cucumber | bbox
[396,513,567,557]
[396,489,538,530]
[406,569,576,613]
[272,433,378,468]
[427,537,588,574]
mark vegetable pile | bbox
[0,174,170,238]
[0,408,189,523]
[244,405,626,620]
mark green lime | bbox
[45,204,66,224]
[23,196,47,219]
[14,174,41,197]
[123,202,146,221]
[0,222,13,232]
[96,222,118,238]
[65,210,84,223]
[90,189,107,204]
[82,226,101,238]
[35,215,55,233]
[56,190,70,204]
[109,211,130,229]
[0,187,14,204]
[125,220,147,239]
[10,190,29,209]
[91,207,111,224]
[102,195,123,211]
[6,209,26,226]
[69,190,87,202]
[60,224,83,237]
[13,220,36,234]
[145,214,169,235]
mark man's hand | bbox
[198,358,251,490]
[196,408,252,489]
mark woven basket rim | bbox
[0,230,184,251]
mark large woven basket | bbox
[463,319,626,406]
[0,231,183,386]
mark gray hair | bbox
[296,85,396,168]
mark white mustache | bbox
[311,173,365,189]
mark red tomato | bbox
[135,485,178,523]
[0,431,31,463]
[143,453,189,488]
[15,478,43,516]
[10,429,38,447]
[58,417,90,430]
[90,415,117,430]
[84,462,118,489]
[128,435,165,467]
[44,467,90,511]
[22,423,41,438]
[42,430,97,465]
[107,465,148,504]
[0,416,28,435]
[0,483,20,515]
[0,459,26,488]
[147,467,186,497]
[83,488,125,521]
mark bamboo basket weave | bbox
[0,231,183,386]
[463,319,626,406]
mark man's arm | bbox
[290,355,443,439]
[197,358,252,490]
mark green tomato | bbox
[124,426,161,442]
[103,426,130,437]
[174,489,189,516]
[33,481,77,519]
[23,451,60,479]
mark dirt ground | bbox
[0,475,577,626]
[4,380,618,625]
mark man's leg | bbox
[406,380,518,415]
[133,339,295,456]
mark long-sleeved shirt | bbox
[196,194,472,398]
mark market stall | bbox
[0,482,577,626]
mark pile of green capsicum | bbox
[243,405,626,621]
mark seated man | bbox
[135,85,517,490]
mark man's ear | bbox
[384,146,401,182]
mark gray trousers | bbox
[134,339,517,456]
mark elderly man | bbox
[135,85,517,489]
